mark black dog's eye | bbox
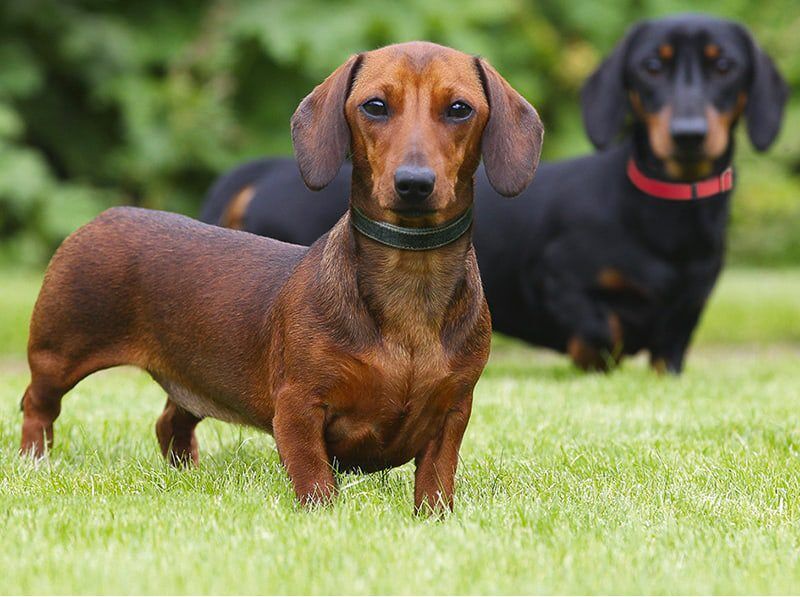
[361,98,388,118]
[446,101,473,120]
[643,57,664,75]
[713,57,734,74]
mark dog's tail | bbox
[199,158,277,226]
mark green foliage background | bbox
[0,0,798,266]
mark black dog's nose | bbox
[394,166,435,203]
[670,116,708,151]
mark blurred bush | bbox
[0,0,797,266]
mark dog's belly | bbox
[158,378,251,426]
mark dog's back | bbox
[199,158,282,227]
[30,207,308,396]
[200,157,350,245]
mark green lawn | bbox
[2,267,800,594]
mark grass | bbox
[1,267,800,594]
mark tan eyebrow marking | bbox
[658,44,674,60]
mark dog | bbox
[201,15,788,373]
[19,42,543,511]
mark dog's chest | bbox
[635,198,730,259]
[323,337,457,470]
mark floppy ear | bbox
[737,27,789,151]
[291,54,363,190]
[580,23,645,149]
[475,57,544,197]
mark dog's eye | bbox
[713,57,734,74]
[446,101,473,120]
[361,99,388,118]
[643,57,664,75]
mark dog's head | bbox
[581,15,789,180]
[291,42,543,225]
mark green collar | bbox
[350,206,473,251]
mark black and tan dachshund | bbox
[201,15,788,373]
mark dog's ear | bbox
[736,26,789,151]
[291,54,363,190]
[475,57,543,197]
[580,23,645,149]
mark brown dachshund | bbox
[19,42,543,511]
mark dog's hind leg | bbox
[19,349,86,458]
[20,385,63,458]
[20,348,144,457]
[541,276,620,371]
[155,398,202,467]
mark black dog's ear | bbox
[291,54,363,190]
[580,24,646,149]
[736,26,789,151]
[475,57,544,197]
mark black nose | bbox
[670,116,707,152]
[394,166,435,203]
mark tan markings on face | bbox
[345,43,489,226]
[630,91,674,160]
[221,184,255,230]
[630,88,744,180]
[658,44,674,61]
[704,44,720,60]
[704,91,747,159]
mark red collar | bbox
[627,158,733,201]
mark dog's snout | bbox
[394,166,435,203]
[670,116,708,151]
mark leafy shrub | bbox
[0,0,797,265]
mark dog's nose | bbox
[670,116,707,152]
[394,166,435,203]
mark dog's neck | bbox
[351,228,472,339]
[343,182,475,344]
[631,123,734,183]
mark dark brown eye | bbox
[713,57,734,74]
[643,57,664,75]
[361,98,388,118]
[446,101,473,120]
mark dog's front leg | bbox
[273,387,336,506]
[649,292,709,374]
[414,393,473,515]
[649,261,721,374]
